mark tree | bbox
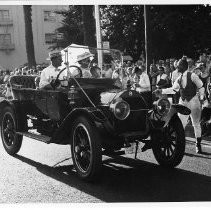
[52,5,211,61]
[101,5,211,61]
[23,5,36,68]
[82,5,96,47]
[53,6,84,49]
[149,5,211,59]
[101,5,145,61]
[52,5,96,49]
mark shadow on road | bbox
[14,154,211,202]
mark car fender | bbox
[163,104,190,127]
[0,99,27,131]
[64,107,107,124]
[149,104,190,129]
[0,99,15,119]
[51,107,113,145]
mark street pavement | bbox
[0,133,211,203]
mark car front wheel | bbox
[151,114,185,168]
[71,116,102,181]
[1,106,23,155]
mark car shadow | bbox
[14,154,211,202]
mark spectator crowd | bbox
[0,64,47,84]
[0,52,211,103]
[0,64,47,98]
[108,52,211,104]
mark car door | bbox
[34,90,48,116]
[46,90,61,120]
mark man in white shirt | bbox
[171,64,181,104]
[187,58,195,72]
[155,59,205,153]
[133,66,151,92]
[39,50,67,89]
[171,69,181,85]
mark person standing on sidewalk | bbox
[171,60,181,104]
[155,59,205,153]
[156,66,170,88]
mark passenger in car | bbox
[75,52,94,78]
[90,66,101,78]
[102,64,113,78]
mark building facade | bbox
[0,5,67,70]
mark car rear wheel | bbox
[71,116,102,181]
[1,106,23,155]
[151,115,185,168]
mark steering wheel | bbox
[51,65,83,89]
[68,65,83,78]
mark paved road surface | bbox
[0,136,211,203]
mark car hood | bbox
[99,89,122,105]
[72,78,152,108]
[80,87,121,106]
[90,88,151,108]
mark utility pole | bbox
[94,5,103,71]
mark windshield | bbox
[60,44,123,79]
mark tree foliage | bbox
[53,5,211,61]
[149,5,211,59]
[101,5,211,61]
[53,5,95,49]
[53,6,84,49]
[101,5,145,61]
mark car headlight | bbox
[155,98,171,116]
[110,99,130,120]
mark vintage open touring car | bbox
[0,45,190,181]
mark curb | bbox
[186,137,211,147]
[185,124,211,143]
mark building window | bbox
[45,33,56,44]
[0,34,11,45]
[44,11,56,22]
[0,10,10,21]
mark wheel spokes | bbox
[74,125,91,172]
[169,145,174,154]
[2,114,16,146]
[159,126,178,159]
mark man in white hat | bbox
[39,50,66,89]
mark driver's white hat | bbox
[76,52,94,62]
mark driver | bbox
[39,50,66,89]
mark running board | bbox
[102,149,125,156]
[16,132,51,144]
